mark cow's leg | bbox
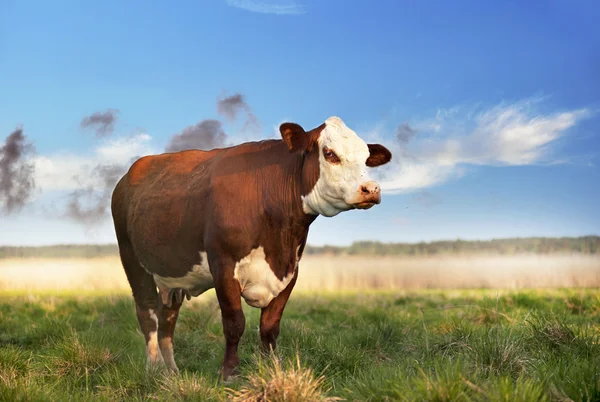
[211,257,246,381]
[117,238,165,370]
[260,271,298,353]
[135,303,164,370]
[157,289,185,373]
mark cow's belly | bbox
[234,246,295,308]
[150,247,295,308]
[152,251,215,298]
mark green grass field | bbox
[1,289,599,401]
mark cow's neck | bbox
[273,142,320,226]
[248,142,319,277]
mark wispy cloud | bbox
[14,90,261,228]
[1,127,36,214]
[217,92,261,134]
[33,133,154,192]
[11,93,594,229]
[225,0,306,15]
[164,91,261,153]
[33,132,156,226]
[375,97,592,194]
[165,120,228,153]
[395,122,418,144]
[80,109,119,138]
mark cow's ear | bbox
[280,122,315,153]
[366,144,392,167]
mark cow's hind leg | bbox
[157,288,187,373]
[117,239,165,370]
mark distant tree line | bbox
[0,244,119,259]
[303,236,600,256]
[0,236,598,259]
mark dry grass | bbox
[297,254,600,290]
[158,372,225,401]
[0,256,130,292]
[0,254,599,292]
[227,352,340,402]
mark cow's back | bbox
[111,149,223,278]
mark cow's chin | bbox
[303,190,378,217]
[353,201,377,210]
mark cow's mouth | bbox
[354,201,377,210]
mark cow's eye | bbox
[323,147,340,164]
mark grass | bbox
[0,288,599,401]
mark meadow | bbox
[0,243,599,401]
[1,288,599,401]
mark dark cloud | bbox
[165,120,228,152]
[217,94,246,121]
[217,93,260,133]
[242,112,260,133]
[65,164,124,225]
[395,122,417,144]
[0,127,36,215]
[80,109,119,137]
[164,91,261,153]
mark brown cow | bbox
[110,116,392,380]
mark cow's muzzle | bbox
[353,181,381,209]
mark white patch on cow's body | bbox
[152,251,214,297]
[234,246,295,308]
[302,116,374,217]
[146,309,164,367]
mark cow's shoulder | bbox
[124,149,223,187]
[207,139,289,182]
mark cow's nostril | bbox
[361,186,370,195]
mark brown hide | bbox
[110,120,391,380]
[111,138,320,282]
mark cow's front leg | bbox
[260,270,298,354]
[212,258,246,381]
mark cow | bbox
[110,116,392,380]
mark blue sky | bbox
[1,0,599,246]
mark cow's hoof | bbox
[163,366,180,376]
[221,373,241,385]
[219,366,241,384]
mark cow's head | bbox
[280,116,392,217]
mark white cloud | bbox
[225,0,306,15]
[95,133,152,165]
[18,96,595,212]
[32,133,155,192]
[375,97,592,194]
[377,157,466,194]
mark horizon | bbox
[2,234,599,249]
[1,0,599,246]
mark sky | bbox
[1,0,599,246]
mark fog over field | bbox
[1,250,599,293]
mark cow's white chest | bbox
[152,251,214,297]
[234,246,295,308]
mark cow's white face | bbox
[280,116,392,217]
